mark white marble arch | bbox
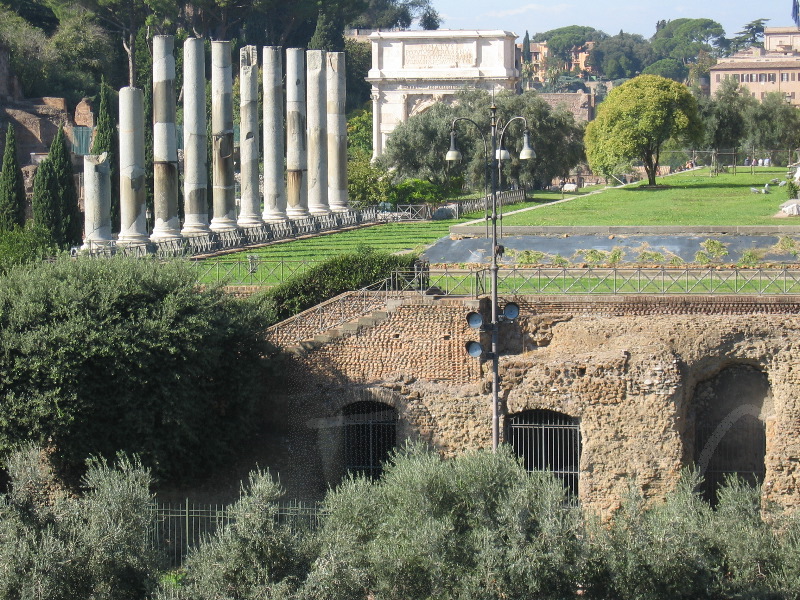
[366,30,520,159]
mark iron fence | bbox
[152,499,326,567]
[478,266,800,296]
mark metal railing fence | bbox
[152,499,326,567]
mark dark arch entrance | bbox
[342,401,397,480]
[507,409,581,497]
[693,365,769,505]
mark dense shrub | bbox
[301,444,582,600]
[160,470,313,599]
[257,247,419,322]
[0,446,160,600]
[0,257,275,481]
[0,223,57,275]
[394,178,446,205]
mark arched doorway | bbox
[693,365,769,505]
[507,409,581,497]
[342,401,397,480]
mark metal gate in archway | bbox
[343,401,397,480]
[507,409,581,497]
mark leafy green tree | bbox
[347,108,373,156]
[698,77,756,150]
[164,469,312,599]
[345,38,371,112]
[0,446,161,600]
[308,9,344,51]
[418,5,439,30]
[651,18,726,63]
[0,223,56,275]
[588,31,654,79]
[348,152,395,209]
[91,77,120,232]
[349,0,439,30]
[301,444,582,600]
[31,157,62,244]
[522,30,531,63]
[727,18,769,53]
[642,58,688,82]
[0,257,274,480]
[0,124,26,231]
[585,75,702,185]
[533,25,605,70]
[742,91,800,160]
[48,125,82,247]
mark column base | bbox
[237,214,264,228]
[209,217,239,232]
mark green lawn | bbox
[501,167,794,226]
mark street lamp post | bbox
[448,103,535,451]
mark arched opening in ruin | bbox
[693,364,770,505]
[342,401,397,480]
[507,409,581,497]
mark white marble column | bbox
[262,46,287,222]
[371,90,382,160]
[326,52,348,212]
[81,152,111,249]
[210,40,238,232]
[151,35,182,241]
[285,48,309,219]
[117,86,149,244]
[306,49,328,215]
[238,45,262,228]
[182,37,209,234]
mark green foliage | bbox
[585,75,702,185]
[48,126,82,247]
[0,124,26,231]
[344,38,371,112]
[787,180,800,201]
[302,444,582,600]
[0,257,275,480]
[384,89,584,191]
[31,157,62,244]
[257,247,418,322]
[641,58,688,82]
[347,151,395,209]
[0,446,161,600]
[587,31,654,80]
[651,18,726,63]
[0,223,57,275]
[347,108,373,156]
[163,469,311,599]
[308,9,344,51]
[742,91,800,154]
[91,77,120,232]
[394,178,445,204]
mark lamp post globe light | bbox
[447,102,534,451]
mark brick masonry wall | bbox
[275,295,800,512]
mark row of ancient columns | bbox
[82,37,348,249]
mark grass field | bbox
[501,167,794,226]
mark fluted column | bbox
[210,40,237,232]
[306,49,328,215]
[238,45,262,227]
[371,90,381,160]
[117,86,148,244]
[327,52,348,212]
[151,35,182,241]
[81,152,111,249]
[285,48,308,219]
[262,46,287,222]
[182,37,209,234]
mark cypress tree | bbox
[0,124,26,231]
[523,31,532,63]
[308,10,344,52]
[31,158,62,245]
[91,77,120,232]
[49,126,82,247]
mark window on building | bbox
[733,74,740,82]
[715,74,721,82]
[342,401,396,480]
[693,365,769,506]
[758,73,767,82]
[769,73,776,82]
[782,73,790,82]
[793,73,797,81]
[508,409,581,497]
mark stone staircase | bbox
[284,307,395,356]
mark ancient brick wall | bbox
[275,294,800,513]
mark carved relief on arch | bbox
[407,93,448,117]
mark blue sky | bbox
[433,0,795,40]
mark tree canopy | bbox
[585,74,702,185]
[0,124,26,232]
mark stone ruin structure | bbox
[84,36,349,251]
[264,294,800,515]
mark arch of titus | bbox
[367,30,520,159]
